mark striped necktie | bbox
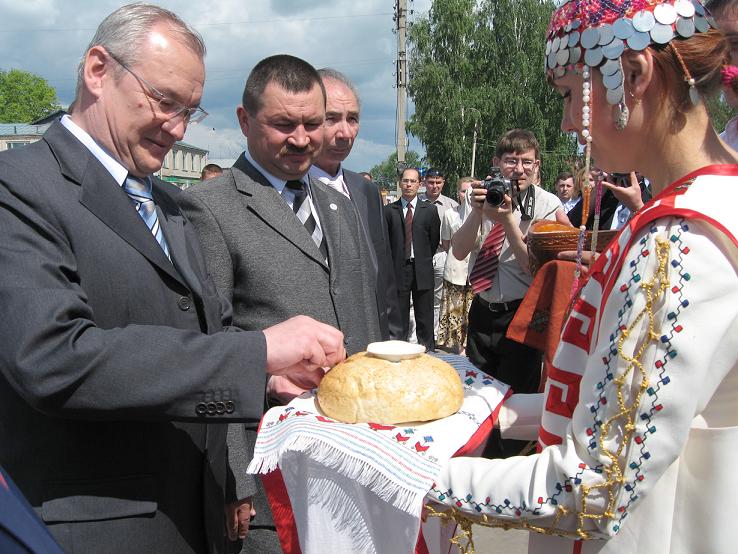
[468,223,505,294]
[123,175,170,259]
[284,180,328,260]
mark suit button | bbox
[196,402,207,416]
[178,296,191,311]
[206,402,217,415]
[215,401,226,414]
[225,401,235,414]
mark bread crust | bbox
[316,352,464,424]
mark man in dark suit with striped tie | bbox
[179,55,382,553]
[384,167,440,351]
[0,7,344,553]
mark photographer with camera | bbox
[451,129,569,458]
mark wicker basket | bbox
[527,220,618,275]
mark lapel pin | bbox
[329,203,338,211]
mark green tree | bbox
[370,150,423,191]
[707,93,738,135]
[407,0,577,191]
[0,69,62,123]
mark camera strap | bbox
[519,186,535,221]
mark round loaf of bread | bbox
[316,351,464,424]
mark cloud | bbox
[0,0,431,169]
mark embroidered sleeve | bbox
[428,217,738,540]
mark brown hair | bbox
[649,28,729,112]
[494,129,540,160]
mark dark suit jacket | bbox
[179,157,384,549]
[0,122,268,554]
[179,155,382,356]
[343,169,402,339]
[0,466,64,554]
[384,197,441,291]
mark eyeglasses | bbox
[108,52,208,124]
[401,178,419,184]
[501,157,536,169]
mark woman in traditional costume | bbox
[428,1,738,553]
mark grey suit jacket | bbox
[179,155,382,355]
[0,122,268,554]
[343,169,402,339]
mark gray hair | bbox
[73,3,205,103]
[317,67,361,109]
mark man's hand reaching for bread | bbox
[263,315,345,390]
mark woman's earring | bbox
[613,100,629,131]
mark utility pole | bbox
[395,0,407,194]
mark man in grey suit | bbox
[178,55,383,553]
[0,6,344,554]
[308,68,401,340]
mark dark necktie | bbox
[284,180,328,260]
[404,202,413,260]
[123,174,170,259]
[468,223,505,294]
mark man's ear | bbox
[83,46,112,99]
[236,106,250,138]
[622,48,653,100]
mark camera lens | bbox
[485,188,505,206]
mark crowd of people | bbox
[0,1,736,554]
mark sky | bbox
[0,0,431,171]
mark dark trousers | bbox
[398,260,435,351]
[466,295,542,458]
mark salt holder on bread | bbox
[316,341,464,425]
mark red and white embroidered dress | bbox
[429,166,738,553]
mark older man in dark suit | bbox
[0,7,343,554]
[384,167,440,351]
[178,55,383,553]
[308,68,401,340]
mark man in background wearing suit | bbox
[308,68,401,340]
[178,55,383,553]
[384,167,440,351]
[420,168,459,339]
[0,6,344,554]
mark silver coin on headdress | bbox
[675,0,696,18]
[600,59,620,76]
[694,15,710,33]
[581,26,600,49]
[548,50,558,70]
[654,3,678,25]
[650,23,675,44]
[598,23,615,45]
[546,40,552,55]
[568,31,580,47]
[676,17,696,38]
[602,70,623,91]
[602,38,625,60]
[692,0,705,17]
[606,87,624,105]
[613,17,634,40]
[569,46,582,65]
[556,48,570,67]
[571,19,581,30]
[552,35,562,52]
[584,46,604,67]
[632,10,656,33]
[627,30,652,51]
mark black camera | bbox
[481,167,520,206]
